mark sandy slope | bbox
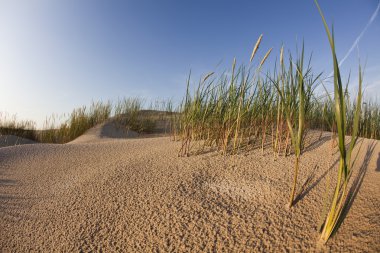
[70,121,139,144]
[0,132,379,252]
[0,135,36,148]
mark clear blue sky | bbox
[1,0,379,127]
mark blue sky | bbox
[0,0,379,127]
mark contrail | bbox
[339,1,380,67]
[326,1,380,78]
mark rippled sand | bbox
[1,131,379,252]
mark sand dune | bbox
[0,130,379,252]
[70,120,139,144]
[0,135,36,148]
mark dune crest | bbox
[69,120,139,144]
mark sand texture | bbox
[0,131,379,252]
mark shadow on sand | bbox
[330,140,378,236]
[0,157,24,221]
[293,136,370,205]
[292,157,339,206]
[303,135,331,153]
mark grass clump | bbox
[38,101,112,143]
[271,44,320,208]
[178,35,276,157]
[114,97,175,134]
[0,113,37,140]
[177,35,323,164]
[315,0,363,243]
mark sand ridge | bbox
[69,120,139,144]
[0,132,379,252]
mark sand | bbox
[0,135,36,148]
[0,129,379,252]
[70,120,139,144]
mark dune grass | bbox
[1,97,175,144]
[315,0,363,243]
[174,0,376,243]
[114,97,176,134]
[178,35,276,157]
[271,44,321,208]
[37,101,112,143]
[176,39,378,155]
[0,113,37,140]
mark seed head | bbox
[250,34,263,62]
